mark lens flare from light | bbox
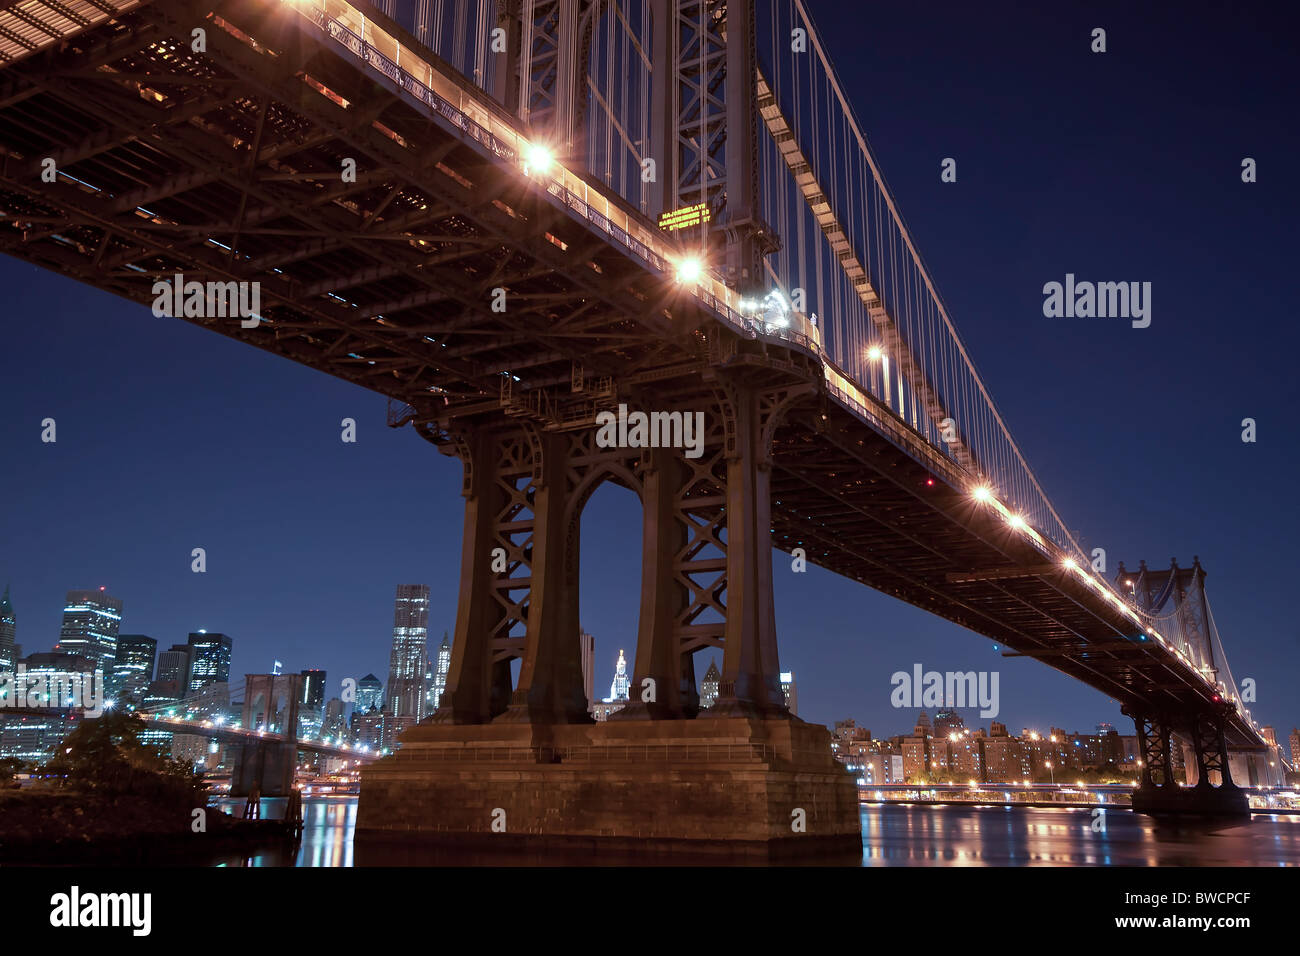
[675,256,703,284]
[525,144,554,175]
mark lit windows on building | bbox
[386,585,430,721]
[700,658,720,709]
[111,634,156,703]
[187,631,232,692]
[55,588,122,674]
[780,672,797,715]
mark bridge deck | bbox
[0,0,1259,747]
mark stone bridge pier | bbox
[357,378,861,860]
[1125,706,1250,818]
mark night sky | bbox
[1,1,1297,741]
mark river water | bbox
[208,796,1300,866]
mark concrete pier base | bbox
[1131,783,1250,819]
[355,715,862,862]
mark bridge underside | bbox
[0,0,1254,838]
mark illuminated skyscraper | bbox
[386,585,430,720]
[431,631,451,712]
[0,585,15,672]
[780,671,797,716]
[700,658,720,709]
[54,588,122,674]
[322,698,346,739]
[355,673,383,712]
[591,648,632,721]
[300,669,327,709]
[1290,729,1300,770]
[607,648,630,702]
[187,631,232,692]
[112,634,156,703]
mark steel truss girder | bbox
[0,0,681,406]
[648,0,764,291]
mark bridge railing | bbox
[755,0,1094,569]
[286,2,834,367]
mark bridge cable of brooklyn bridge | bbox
[0,0,1272,842]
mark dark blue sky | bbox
[2,1,1297,740]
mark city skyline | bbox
[4,575,1295,778]
[1,557,1297,739]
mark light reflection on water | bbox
[860,803,1300,866]
[210,797,1300,866]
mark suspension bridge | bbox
[0,0,1273,851]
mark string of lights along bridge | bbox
[0,0,1272,845]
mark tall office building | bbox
[607,648,630,702]
[300,669,327,709]
[780,671,797,716]
[700,658,720,709]
[54,588,122,674]
[187,631,232,692]
[591,648,631,721]
[386,585,430,720]
[424,657,435,714]
[322,698,346,739]
[112,634,157,702]
[423,633,453,715]
[0,651,90,759]
[0,585,15,672]
[154,643,194,698]
[1290,729,1300,770]
[355,673,383,712]
[578,630,594,709]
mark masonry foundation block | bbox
[355,715,862,862]
[1131,783,1250,818]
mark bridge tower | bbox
[357,0,859,859]
[1117,558,1248,816]
[231,673,304,799]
